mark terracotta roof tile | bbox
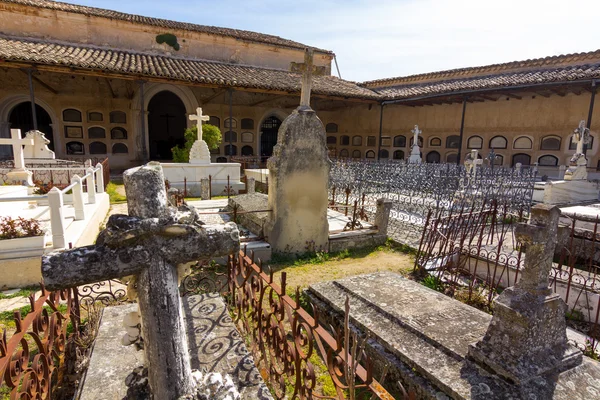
[1,0,332,54]
[364,49,600,88]
[0,36,379,100]
[373,63,600,100]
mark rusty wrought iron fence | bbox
[0,286,80,399]
[415,201,600,355]
[226,248,406,400]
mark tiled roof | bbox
[0,36,380,100]
[363,49,600,88]
[0,0,332,54]
[371,63,600,101]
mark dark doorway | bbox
[260,116,282,157]
[8,102,54,150]
[148,91,187,160]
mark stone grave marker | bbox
[265,48,330,253]
[408,124,422,164]
[0,128,34,185]
[468,203,582,384]
[42,162,240,399]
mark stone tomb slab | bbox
[81,296,272,400]
[308,271,600,400]
[182,293,273,400]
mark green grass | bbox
[0,286,38,300]
[106,182,127,204]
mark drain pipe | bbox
[585,79,596,156]
[377,103,384,160]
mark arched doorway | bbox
[8,102,54,150]
[147,91,187,160]
[260,116,282,157]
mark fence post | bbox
[200,178,210,200]
[48,187,66,249]
[95,163,105,193]
[86,167,96,204]
[209,175,212,200]
[374,198,393,235]
[247,177,256,194]
[72,175,86,221]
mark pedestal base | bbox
[7,169,33,186]
[468,288,583,384]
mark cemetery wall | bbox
[0,2,333,72]
[329,92,600,170]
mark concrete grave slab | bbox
[308,271,600,399]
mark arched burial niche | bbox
[260,116,282,157]
[147,90,187,160]
[8,102,55,150]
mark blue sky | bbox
[74,0,600,82]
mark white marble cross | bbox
[0,129,34,170]
[189,107,210,141]
[299,48,314,108]
[572,119,589,154]
[411,125,422,146]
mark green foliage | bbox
[171,124,222,163]
[584,340,599,360]
[0,216,44,239]
[566,308,584,322]
[155,33,180,51]
[106,182,127,204]
[422,274,445,292]
[0,286,38,300]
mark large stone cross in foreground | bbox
[41,163,240,399]
[468,204,581,384]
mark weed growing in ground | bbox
[422,274,445,292]
[106,182,127,204]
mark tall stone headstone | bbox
[265,49,330,254]
[468,204,582,384]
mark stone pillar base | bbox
[468,288,582,384]
[7,169,34,186]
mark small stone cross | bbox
[299,48,314,109]
[515,204,569,294]
[189,107,210,141]
[572,119,590,155]
[411,125,421,146]
[0,129,34,170]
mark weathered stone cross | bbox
[41,163,240,399]
[189,107,210,141]
[299,48,314,109]
[0,129,35,185]
[469,204,581,384]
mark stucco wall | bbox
[0,2,332,72]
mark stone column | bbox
[123,162,194,398]
[468,204,582,384]
[374,198,393,236]
[71,175,85,221]
[86,167,96,204]
[558,165,566,180]
[200,178,210,200]
[266,106,330,254]
[247,177,256,194]
[48,187,65,249]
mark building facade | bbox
[0,0,599,174]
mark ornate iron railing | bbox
[329,159,536,246]
[227,248,404,400]
[415,202,600,356]
[0,286,80,399]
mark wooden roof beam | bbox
[249,94,291,107]
[479,94,498,101]
[201,88,228,104]
[20,69,58,94]
[504,93,522,100]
